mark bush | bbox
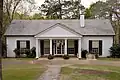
[27,47,36,58]
[110,44,120,58]
[48,54,54,60]
[63,55,69,59]
[81,50,88,58]
[13,48,20,58]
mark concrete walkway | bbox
[37,65,61,80]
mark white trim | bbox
[36,39,39,58]
[38,40,41,57]
[50,39,52,55]
[78,38,81,58]
[64,39,67,55]
[35,37,82,40]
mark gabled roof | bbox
[4,19,115,36]
[35,23,82,36]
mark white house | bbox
[4,14,115,58]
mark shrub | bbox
[63,55,69,59]
[110,44,120,58]
[13,48,20,58]
[27,47,36,58]
[81,50,88,58]
[48,54,54,60]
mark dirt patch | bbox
[78,69,110,75]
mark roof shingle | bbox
[4,19,115,36]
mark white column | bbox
[50,39,52,55]
[64,39,67,55]
[36,39,39,58]
[78,38,81,58]
[38,40,41,57]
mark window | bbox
[89,40,102,55]
[92,41,99,48]
[92,40,99,53]
[20,41,26,48]
[17,40,30,49]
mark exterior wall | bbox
[6,36,113,57]
[6,37,36,57]
[81,36,113,57]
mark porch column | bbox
[36,39,39,58]
[50,39,52,55]
[38,40,41,57]
[64,39,67,55]
[78,38,81,58]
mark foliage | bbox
[28,47,36,58]
[63,55,69,59]
[87,0,120,44]
[13,48,20,58]
[48,54,54,60]
[81,50,88,58]
[39,0,85,19]
[85,8,92,19]
[13,47,36,58]
[32,13,44,20]
[110,44,120,58]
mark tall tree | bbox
[87,0,120,44]
[0,0,3,80]
[39,0,84,19]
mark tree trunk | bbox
[0,0,3,80]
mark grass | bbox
[98,57,120,61]
[2,58,46,80]
[60,65,120,80]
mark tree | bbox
[85,8,92,19]
[87,0,120,44]
[39,0,84,19]
[2,0,36,57]
[32,13,44,20]
[0,0,3,80]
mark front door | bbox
[53,40,64,55]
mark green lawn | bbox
[60,65,120,80]
[2,59,46,80]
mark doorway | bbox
[53,40,64,55]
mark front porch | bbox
[35,38,82,59]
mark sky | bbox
[35,0,106,8]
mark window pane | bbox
[92,41,99,48]
[20,41,26,48]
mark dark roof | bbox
[4,19,115,36]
